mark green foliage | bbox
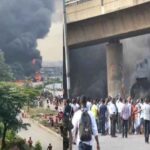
[0,51,14,81]
[0,83,28,129]
[5,137,28,150]
[44,77,62,86]
[0,82,29,149]
[0,122,3,138]
[24,87,40,109]
[34,141,42,150]
[6,130,16,142]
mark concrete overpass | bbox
[66,0,150,97]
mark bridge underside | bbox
[67,2,150,49]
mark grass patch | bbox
[27,107,57,119]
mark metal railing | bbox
[65,0,92,5]
[66,0,150,6]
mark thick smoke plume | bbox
[70,44,107,98]
[0,0,54,79]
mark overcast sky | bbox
[37,0,63,62]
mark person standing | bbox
[28,137,33,148]
[139,98,145,134]
[108,98,118,137]
[116,98,124,133]
[62,99,73,150]
[91,99,99,121]
[47,143,52,150]
[121,99,131,138]
[99,99,108,135]
[127,96,132,134]
[86,98,92,111]
[72,96,100,150]
[143,97,150,143]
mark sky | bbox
[37,0,63,62]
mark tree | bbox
[0,82,28,149]
[24,86,40,112]
[34,141,42,150]
[0,50,14,81]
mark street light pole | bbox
[63,0,71,99]
[62,2,72,150]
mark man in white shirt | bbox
[139,99,145,134]
[116,98,124,133]
[72,96,100,150]
[143,97,150,143]
[127,96,132,133]
[86,99,92,111]
[108,98,117,137]
[121,99,131,138]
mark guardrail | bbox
[65,0,92,5]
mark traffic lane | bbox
[18,119,63,150]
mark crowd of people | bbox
[62,95,150,150]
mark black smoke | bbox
[70,44,107,98]
[0,0,54,79]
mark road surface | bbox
[18,118,149,150]
[18,118,63,150]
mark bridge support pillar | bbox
[106,40,123,98]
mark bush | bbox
[34,141,42,150]
[5,137,27,150]
[6,130,16,142]
[0,123,3,138]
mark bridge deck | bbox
[66,0,150,23]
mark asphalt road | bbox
[18,118,63,150]
[18,118,149,150]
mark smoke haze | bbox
[70,34,150,98]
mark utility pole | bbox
[63,2,72,150]
[63,0,71,99]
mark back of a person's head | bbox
[145,96,150,103]
[66,99,70,104]
[124,99,127,104]
[102,99,105,104]
[119,97,123,102]
[72,98,76,104]
[112,98,116,103]
[80,95,87,107]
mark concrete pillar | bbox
[106,40,123,98]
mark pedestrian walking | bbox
[143,97,150,143]
[47,143,52,150]
[62,99,73,150]
[72,95,100,150]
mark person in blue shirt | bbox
[99,99,108,135]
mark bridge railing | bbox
[65,0,92,6]
[66,0,150,23]
[102,0,150,11]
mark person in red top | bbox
[132,101,140,134]
[28,137,33,148]
[130,102,137,134]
